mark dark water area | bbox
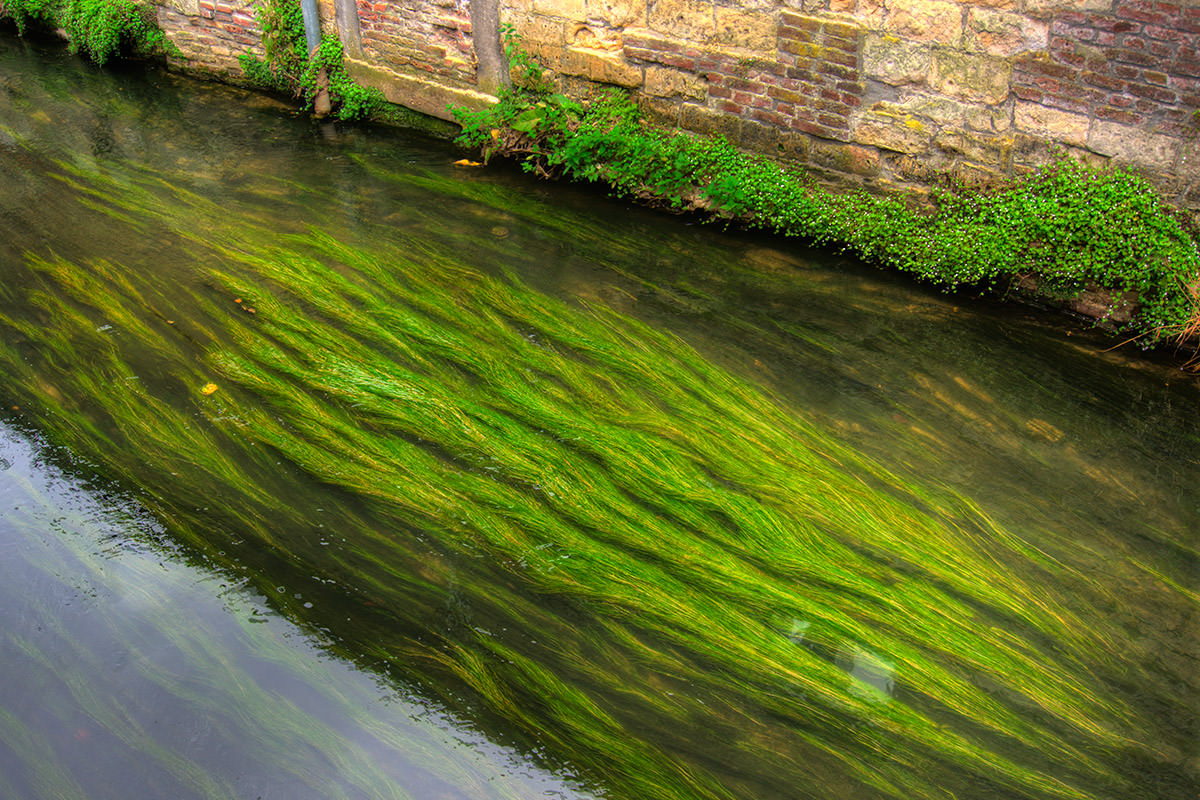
[1,34,1198,800]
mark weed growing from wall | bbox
[1,0,174,65]
[238,0,385,122]
[452,47,1200,347]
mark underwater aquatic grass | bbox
[0,151,1191,800]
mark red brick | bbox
[1083,70,1126,90]
[1144,24,1188,40]
[751,108,786,127]
[660,54,698,70]
[1015,55,1079,80]
[1128,82,1178,101]
[816,61,857,80]
[823,49,858,68]
[780,11,820,31]
[777,25,813,42]
[826,34,858,53]
[1176,59,1200,77]
[1095,106,1143,122]
[1106,46,1159,65]
[726,77,764,92]
[768,85,805,104]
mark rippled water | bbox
[1,34,1197,800]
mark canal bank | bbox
[2,0,1199,358]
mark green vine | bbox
[451,37,1200,348]
[238,0,385,121]
[2,0,175,65]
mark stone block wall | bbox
[154,0,1200,207]
[157,0,264,78]
[356,0,476,87]
[500,0,1198,205]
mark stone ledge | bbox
[344,58,497,120]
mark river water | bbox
[1,34,1197,800]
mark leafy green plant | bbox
[450,40,1200,347]
[2,0,175,65]
[238,0,385,121]
[237,0,306,93]
[1,0,57,35]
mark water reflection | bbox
[0,420,601,800]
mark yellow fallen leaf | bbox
[200,383,219,396]
[453,159,482,167]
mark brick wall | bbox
[155,0,1199,208]
[356,0,476,87]
[158,0,263,78]
[501,0,1199,207]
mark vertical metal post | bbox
[300,0,321,54]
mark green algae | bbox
[0,151,1187,800]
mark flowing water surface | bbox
[1,35,1198,800]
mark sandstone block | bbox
[1182,140,1200,181]
[934,130,1012,166]
[645,65,706,98]
[513,13,569,47]
[560,45,644,85]
[965,9,1047,57]
[571,24,624,50]
[162,0,201,16]
[862,34,930,85]
[534,0,586,19]
[648,0,714,40]
[741,120,780,152]
[778,130,811,161]
[853,107,931,153]
[931,50,1011,105]
[714,7,774,51]
[1088,120,1180,170]
[681,102,742,141]
[884,0,962,44]
[949,161,1006,190]
[811,140,881,175]
[1024,0,1112,15]
[586,0,646,29]
[1014,101,1089,147]
[895,95,1012,132]
[638,95,681,125]
[830,0,885,28]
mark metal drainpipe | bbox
[300,0,331,117]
